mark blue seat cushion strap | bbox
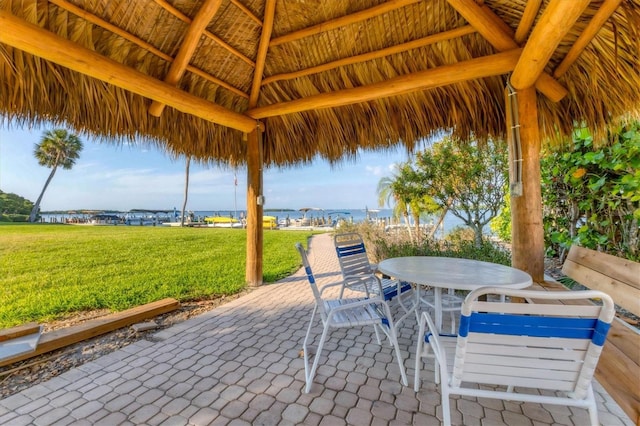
[458,312,611,346]
[383,281,412,300]
[336,243,366,257]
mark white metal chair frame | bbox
[419,286,463,334]
[414,287,615,426]
[296,243,408,393]
[333,233,414,324]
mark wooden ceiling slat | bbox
[48,0,248,99]
[269,0,420,47]
[249,0,276,108]
[0,11,256,132]
[262,26,476,86]
[553,0,623,79]
[247,49,521,119]
[511,0,590,90]
[153,0,255,68]
[447,0,567,102]
[231,0,262,27]
[514,0,542,44]
[149,0,224,117]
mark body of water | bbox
[40,207,469,235]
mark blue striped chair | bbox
[295,243,408,393]
[333,233,414,324]
[414,287,615,426]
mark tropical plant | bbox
[410,137,508,247]
[377,164,414,240]
[28,129,83,222]
[542,122,640,261]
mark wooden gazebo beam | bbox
[245,0,277,287]
[514,0,542,44]
[0,11,256,133]
[447,0,567,102]
[553,0,623,79]
[248,49,521,119]
[511,0,590,90]
[149,0,223,117]
[49,0,248,99]
[231,0,262,26]
[262,26,476,86]
[153,0,256,68]
[269,0,419,46]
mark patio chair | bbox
[333,233,414,323]
[295,243,408,393]
[414,287,615,426]
[419,287,463,334]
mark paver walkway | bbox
[0,233,633,425]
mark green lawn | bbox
[0,224,314,328]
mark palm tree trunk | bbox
[29,166,58,222]
[403,211,413,243]
[180,157,191,227]
[428,197,453,239]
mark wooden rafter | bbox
[553,0,623,79]
[269,0,420,47]
[515,0,542,44]
[0,11,256,132]
[511,0,590,90]
[48,0,248,99]
[231,0,262,26]
[249,0,277,107]
[262,26,476,86]
[247,49,522,119]
[149,0,224,117]
[153,0,255,68]
[447,0,567,102]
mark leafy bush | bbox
[0,191,34,222]
[339,222,511,266]
[541,122,640,261]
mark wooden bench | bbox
[533,245,640,425]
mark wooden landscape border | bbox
[0,298,179,368]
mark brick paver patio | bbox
[0,233,633,425]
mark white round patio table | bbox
[377,256,533,332]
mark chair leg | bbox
[305,323,330,393]
[389,327,408,387]
[586,384,599,426]
[302,306,319,392]
[441,386,452,426]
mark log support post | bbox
[510,86,545,282]
[246,128,264,286]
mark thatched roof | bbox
[1,0,639,166]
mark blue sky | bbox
[0,123,414,212]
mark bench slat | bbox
[536,279,640,424]
[564,245,640,290]
[562,259,640,316]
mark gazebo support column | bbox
[511,87,544,281]
[246,129,264,286]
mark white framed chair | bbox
[414,287,615,426]
[295,243,408,393]
[419,287,463,334]
[333,233,414,323]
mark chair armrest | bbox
[318,280,349,296]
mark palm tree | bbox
[29,129,83,222]
[377,165,413,241]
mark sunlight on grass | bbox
[0,224,314,327]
